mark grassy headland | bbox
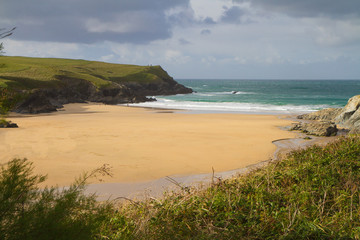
[0,56,172,89]
[0,56,191,114]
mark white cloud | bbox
[190,0,230,21]
[3,39,80,58]
[99,54,116,63]
[85,18,142,34]
[308,18,360,47]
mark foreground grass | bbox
[0,159,114,240]
[0,56,169,90]
[102,135,360,239]
[2,136,360,239]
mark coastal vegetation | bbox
[1,135,360,239]
[0,87,21,127]
[0,159,113,240]
[0,28,19,126]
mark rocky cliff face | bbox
[297,108,342,122]
[14,76,192,114]
[295,95,360,135]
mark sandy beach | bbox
[1,103,296,187]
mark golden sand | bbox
[1,103,295,186]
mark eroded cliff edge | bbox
[15,73,192,114]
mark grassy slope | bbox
[0,56,168,90]
[102,135,360,239]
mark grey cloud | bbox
[234,0,360,18]
[221,6,248,23]
[166,6,197,26]
[0,0,189,44]
[178,38,191,45]
[167,6,215,26]
[201,29,211,35]
[203,17,216,25]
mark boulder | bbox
[290,121,338,137]
[334,95,360,132]
[0,120,18,128]
[298,108,342,121]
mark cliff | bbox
[0,56,192,113]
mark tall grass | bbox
[102,135,360,239]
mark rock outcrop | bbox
[13,76,192,114]
[296,95,360,135]
[290,122,338,137]
[334,95,360,132]
[0,120,18,128]
[298,108,342,121]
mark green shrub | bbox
[0,88,23,120]
[0,158,113,240]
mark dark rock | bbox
[15,89,60,114]
[0,121,18,128]
[122,81,192,97]
[290,122,338,137]
[13,73,192,114]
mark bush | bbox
[0,88,23,123]
[0,158,113,240]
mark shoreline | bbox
[126,102,313,116]
[87,131,339,201]
[1,102,332,200]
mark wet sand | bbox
[1,103,296,189]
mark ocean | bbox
[129,79,360,114]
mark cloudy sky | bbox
[1,0,360,79]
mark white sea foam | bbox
[211,91,254,95]
[191,91,254,97]
[126,98,329,114]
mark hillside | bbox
[0,56,192,113]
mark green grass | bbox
[101,135,360,239]
[0,56,170,90]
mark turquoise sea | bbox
[130,79,360,114]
